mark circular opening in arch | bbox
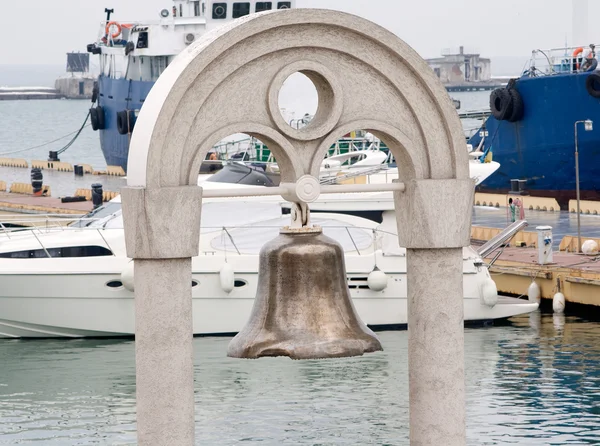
[278,72,319,130]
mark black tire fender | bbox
[507,88,524,122]
[490,88,513,121]
[90,107,99,131]
[95,106,106,130]
[586,72,600,98]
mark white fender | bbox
[220,263,235,293]
[480,278,498,307]
[552,292,566,314]
[527,282,541,304]
[121,260,135,292]
[367,268,388,292]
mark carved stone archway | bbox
[122,9,474,446]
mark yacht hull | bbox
[0,266,537,339]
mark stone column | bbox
[394,179,474,446]
[407,248,465,445]
[121,186,203,446]
[134,258,195,445]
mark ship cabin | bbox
[90,0,296,82]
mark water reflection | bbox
[1,315,600,444]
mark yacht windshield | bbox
[70,202,123,228]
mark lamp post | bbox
[574,119,593,253]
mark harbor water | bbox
[1,314,599,445]
[2,94,600,444]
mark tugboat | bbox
[468,43,600,209]
[86,1,296,173]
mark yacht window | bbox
[212,3,227,19]
[0,246,113,259]
[232,3,250,18]
[137,32,149,49]
[193,1,201,16]
[277,1,291,8]
[256,2,272,12]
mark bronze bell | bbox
[227,226,383,360]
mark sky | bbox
[1,0,597,87]
[3,0,596,65]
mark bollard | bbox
[91,183,103,209]
[31,168,43,196]
[48,151,60,162]
[536,225,553,264]
[74,165,84,176]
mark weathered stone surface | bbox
[126,8,468,189]
[135,258,195,446]
[407,249,466,445]
[394,179,475,249]
[121,186,202,259]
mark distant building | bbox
[54,52,96,99]
[426,46,492,85]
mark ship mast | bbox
[572,0,589,46]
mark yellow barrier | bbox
[31,160,74,172]
[474,193,560,212]
[568,200,600,215]
[0,180,5,192]
[559,235,600,252]
[9,183,51,196]
[471,225,539,248]
[106,165,126,177]
[74,188,118,202]
[80,164,94,174]
[0,158,28,168]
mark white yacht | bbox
[0,180,536,338]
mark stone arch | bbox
[123,9,473,446]
[126,9,468,189]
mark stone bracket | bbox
[393,178,475,249]
[121,186,203,259]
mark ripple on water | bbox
[1,314,600,444]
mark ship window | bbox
[256,2,272,12]
[232,3,250,18]
[212,3,227,19]
[0,246,113,259]
[193,1,201,16]
[106,280,123,288]
[137,31,149,49]
[277,1,291,9]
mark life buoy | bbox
[105,21,122,39]
[573,47,584,70]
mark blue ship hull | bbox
[468,72,600,209]
[97,75,154,172]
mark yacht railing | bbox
[0,220,400,259]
